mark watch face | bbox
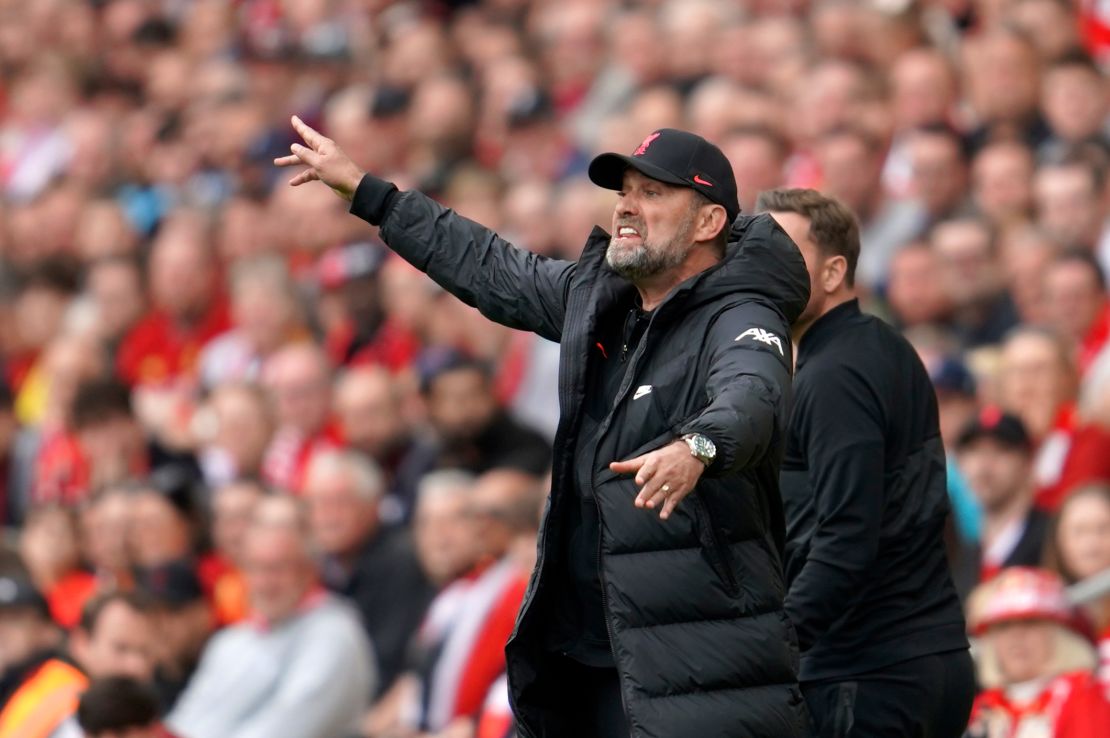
[687,434,715,463]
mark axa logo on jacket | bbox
[735,327,785,356]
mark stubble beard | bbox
[606,210,697,282]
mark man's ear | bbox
[823,255,849,293]
[696,204,728,244]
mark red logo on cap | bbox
[633,132,661,156]
[693,174,713,186]
[979,405,1003,428]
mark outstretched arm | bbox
[276,117,575,342]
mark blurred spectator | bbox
[970,140,1036,228]
[84,256,147,357]
[371,469,533,736]
[0,575,70,736]
[965,567,1110,738]
[316,243,420,372]
[8,261,81,417]
[1043,249,1110,375]
[931,217,1021,348]
[70,592,157,683]
[199,255,308,389]
[1044,484,1110,691]
[906,124,971,224]
[127,473,200,574]
[1000,225,1057,326]
[409,352,550,479]
[815,127,926,289]
[1040,51,1109,158]
[929,356,983,546]
[720,126,788,215]
[77,676,179,738]
[260,343,341,493]
[193,383,275,488]
[953,408,1049,595]
[304,449,432,696]
[18,506,96,630]
[79,487,133,592]
[168,497,374,738]
[412,471,481,589]
[1034,153,1107,258]
[136,562,215,711]
[962,28,1048,152]
[333,367,421,520]
[996,327,1079,506]
[13,591,161,738]
[208,478,267,626]
[885,240,953,328]
[116,212,230,387]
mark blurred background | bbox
[2,0,1110,737]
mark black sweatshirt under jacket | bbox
[780,299,969,682]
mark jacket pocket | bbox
[691,494,740,597]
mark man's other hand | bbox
[274,115,365,201]
[609,441,706,520]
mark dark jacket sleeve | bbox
[784,364,886,651]
[349,174,575,343]
[678,302,793,475]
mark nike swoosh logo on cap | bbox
[693,175,713,186]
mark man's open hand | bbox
[273,115,365,201]
[609,441,706,520]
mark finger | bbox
[273,154,302,167]
[659,489,688,520]
[635,476,670,509]
[609,455,645,475]
[634,460,658,487]
[291,115,329,150]
[288,170,320,187]
[290,142,321,167]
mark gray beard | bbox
[606,213,696,281]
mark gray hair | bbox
[416,469,476,507]
[304,449,386,503]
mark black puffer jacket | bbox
[351,176,812,738]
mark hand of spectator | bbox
[610,441,706,520]
[274,116,365,201]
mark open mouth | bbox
[614,225,643,244]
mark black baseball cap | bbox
[588,128,740,222]
[956,407,1031,451]
[135,561,204,608]
[929,356,977,398]
[0,575,50,618]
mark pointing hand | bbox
[273,115,365,201]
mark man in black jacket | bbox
[278,120,811,737]
[759,188,974,737]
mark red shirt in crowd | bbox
[968,671,1110,738]
[46,570,98,630]
[261,423,343,494]
[117,300,231,386]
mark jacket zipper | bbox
[589,309,660,736]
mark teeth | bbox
[619,227,639,237]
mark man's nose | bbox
[616,194,638,218]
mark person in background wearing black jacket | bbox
[278,120,812,737]
[950,409,1049,597]
[759,188,974,738]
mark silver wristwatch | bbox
[683,433,717,467]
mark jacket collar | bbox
[797,298,861,364]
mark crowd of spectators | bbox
[2,0,1110,736]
